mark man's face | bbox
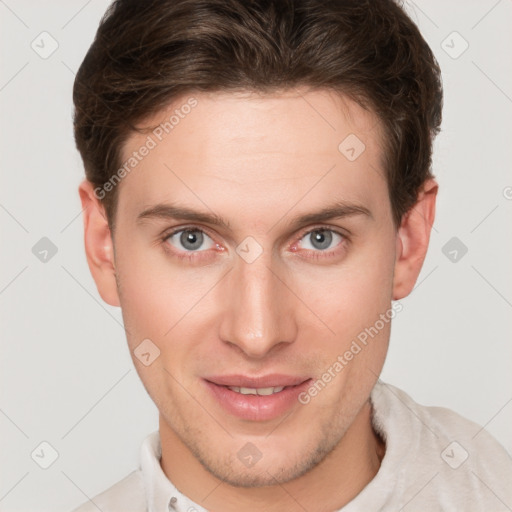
[112,88,398,486]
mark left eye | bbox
[166,229,215,252]
[299,229,343,251]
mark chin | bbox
[194,432,340,488]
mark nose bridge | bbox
[219,250,295,358]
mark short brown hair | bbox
[73,0,443,232]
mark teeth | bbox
[228,386,285,395]
[255,386,284,395]
[240,387,257,395]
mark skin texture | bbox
[79,88,437,511]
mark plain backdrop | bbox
[1,1,511,510]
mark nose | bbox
[218,251,298,359]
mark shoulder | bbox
[70,470,146,512]
[368,381,512,511]
[371,380,510,457]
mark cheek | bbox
[295,256,394,401]
[115,241,221,355]
[114,242,175,342]
[294,244,396,335]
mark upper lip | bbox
[205,374,311,388]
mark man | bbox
[71,0,512,510]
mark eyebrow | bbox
[136,200,373,232]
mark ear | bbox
[78,179,120,307]
[392,178,438,300]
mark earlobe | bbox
[78,179,120,307]
[392,178,438,300]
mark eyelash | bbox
[160,225,349,262]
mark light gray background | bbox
[1,1,511,510]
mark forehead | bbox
[139,88,382,155]
[116,88,388,226]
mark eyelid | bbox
[162,225,214,241]
[162,225,218,250]
[291,225,348,253]
[297,224,350,240]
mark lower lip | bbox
[203,379,312,422]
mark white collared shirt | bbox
[71,381,512,512]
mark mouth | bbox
[203,374,312,421]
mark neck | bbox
[159,401,385,512]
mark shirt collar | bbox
[140,430,208,512]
